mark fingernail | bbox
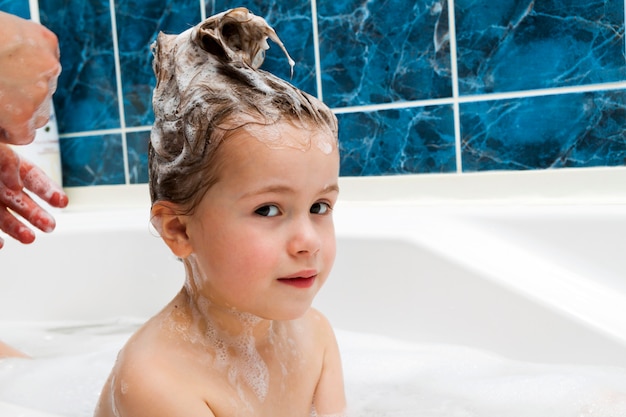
[19,227,36,244]
[50,192,69,208]
[35,214,56,233]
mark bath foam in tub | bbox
[1,320,626,417]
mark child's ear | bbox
[150,202,192,258]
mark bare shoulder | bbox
[97,335,175,416]
[303,307,336,338]
[297,307,341,359]
[304,308,347,414]
[96,324,215,417]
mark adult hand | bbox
[0,11,61,145]
[0,143,68,248]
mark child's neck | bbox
[178,258,276,345]
[180,286,274,340]
[175,279,279,403]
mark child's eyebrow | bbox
[322,183,340,194]
[240,183,339,199]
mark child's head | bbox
[148,7,338,215]
[147,9,340,320]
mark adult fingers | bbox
[0,204,36,244]
[0,124,37,146]
[19,157,68,208]
[0,187,56,234]
[0,143,23,190]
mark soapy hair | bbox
[148,8,338,213]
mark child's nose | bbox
[288,215,321,256]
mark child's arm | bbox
[311,311,347,416]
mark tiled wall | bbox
[2,0,625,187]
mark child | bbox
[94,8,346,417]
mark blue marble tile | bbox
[20,0,626,186]
[338,105,456,176]
[317,0,452,108]
[455,0,626,95]
[60,134,125,186]
[208,0,317,96]
[460,90,626,171]
[39,0,120,133]
[0,0,30,18]
[116,0,202,127]
[126,130,150,184]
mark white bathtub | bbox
[2,169,626,416]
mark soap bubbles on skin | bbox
[159,255,275,406]
[0,83,56,145]
[181,254,272,403]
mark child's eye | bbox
[310,202,331,215]
[255,205,280,217]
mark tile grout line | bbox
[331,81,626,115]
[59,126,151,139]
[311,0,323,102]
[28,0,39,22]
[447,0,463,174]
[200,0,206,21]
[109,0,131,185]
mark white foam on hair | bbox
[149,9,295,175]
[148,8,338,205]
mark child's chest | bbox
[191,333,323,417]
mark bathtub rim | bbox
[5,166,626,366]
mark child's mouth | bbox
[277,275,317,288]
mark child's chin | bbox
[267,305,313,322]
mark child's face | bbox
[184,121,340,320]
